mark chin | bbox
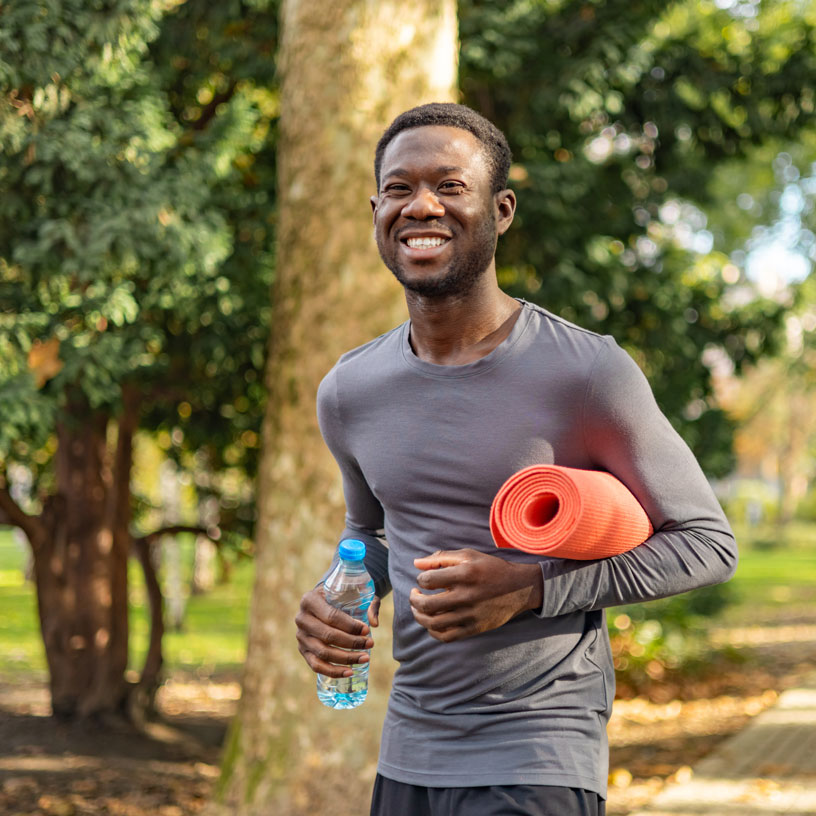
[392,265,482,299]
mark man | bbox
[295,103,737,816]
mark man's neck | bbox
[405,280,522,366]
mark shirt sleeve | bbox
[317,368,391,598]
[536,337,737,617]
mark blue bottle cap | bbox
[338,539,366,561]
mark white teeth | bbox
[406,236,447,249]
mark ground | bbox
[0,675,234,816]
[1,612,814,816]
[606,616,816,814]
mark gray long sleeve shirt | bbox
[316,300,737,796]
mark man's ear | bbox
[370,195,379,224]
[495,189,516,236]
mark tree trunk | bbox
[33,411,116,717]
[29,392,138,720]
[210,2,458,813]
[131,534,165,722]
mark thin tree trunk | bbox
[131,534,165,721]
[105,386,139,708]
[210,2,458,813]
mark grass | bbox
[0,536,44,676]
[723,521,816,621]
[128,544,253,677]
[0,526,254,677]
[1,520,814,679]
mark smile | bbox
[404,236,449,249]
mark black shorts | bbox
[370,774,606,816]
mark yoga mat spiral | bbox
[490,464,653,559]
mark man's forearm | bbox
[535,525,737,618]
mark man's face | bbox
[371,126,509,299]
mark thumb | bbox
[368,595,381,628]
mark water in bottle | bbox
[317,538,375,709]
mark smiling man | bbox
[295,103,737,816]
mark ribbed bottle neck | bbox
[338,558,367,573]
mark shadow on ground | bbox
[0,678,231,816]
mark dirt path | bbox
[0,678,235,816]
[607,618,816,813]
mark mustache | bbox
[396,221,453,239]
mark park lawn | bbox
[0,550,44,676]
[128,548,254,678]
[722,521,816,621]
[0,526,254,677]
[1,522,814,677]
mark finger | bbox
[409,587,456,616]
[300,589,372,637]
[300,644,369,678]
[413,550,470,570]
[322,603,372,637]
[295,610,374,651]
[426,625,470,643]
[416,566,463,590]
[368,596,381,628]
[296,629,372,669]
[410,606,460,631]
[410,606,472,642]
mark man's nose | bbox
[401,187,445,219]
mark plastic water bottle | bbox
[317,539,376,710]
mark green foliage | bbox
[608,583,733,683]
[460,0,816,474]
[722,478,779,526]
[795,486,816,522]
[0,1,280,532]
[5,0,816,535]
[608,517,816,687]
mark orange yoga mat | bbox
[490,464,653,559]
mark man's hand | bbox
[410,549,542,642]
[295,588,380,678]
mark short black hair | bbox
[374,103,512,194]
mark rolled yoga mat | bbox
[490,464,654,559]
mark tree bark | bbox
[132,534,164,721]
[32,405,118,718]
[210,2,458,813]
[22,391,139,721]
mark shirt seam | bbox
[377,761,595,781]
[580,336,611,466]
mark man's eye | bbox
[439,181,464,193]
[385,184,410,194]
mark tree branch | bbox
[134,524,219,547]
[0,484,45,548]
[190,81,238,132]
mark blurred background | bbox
[1,0,816,814]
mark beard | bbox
[378,214,498,299]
